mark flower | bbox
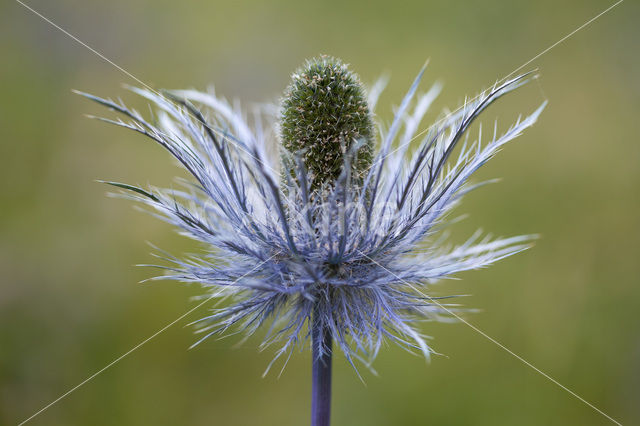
[78,57,545,374]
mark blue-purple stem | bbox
[311,313,332,426]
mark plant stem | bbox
[311,312,332,426]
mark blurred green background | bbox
[1,0,639,425]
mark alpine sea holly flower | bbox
[78,56,545,426]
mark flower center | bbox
[280,55,375,193]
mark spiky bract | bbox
[280,56,374,193]
[79,64,545,372]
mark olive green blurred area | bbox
[1,0,639,425]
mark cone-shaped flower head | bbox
[280,56,374,192]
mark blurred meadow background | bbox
[1,0,639,425]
